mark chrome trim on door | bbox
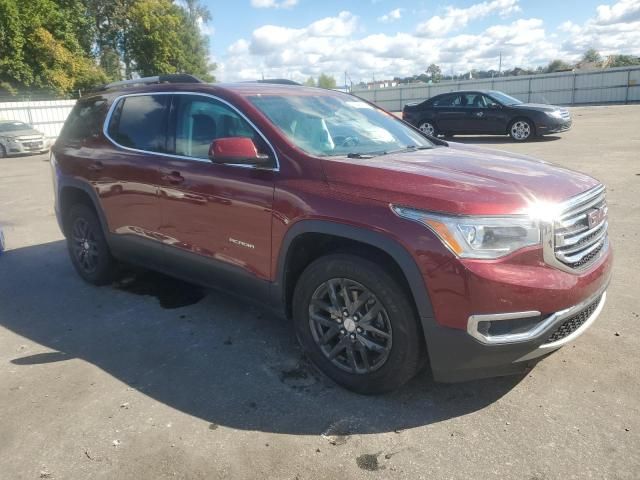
[102,91,280,171]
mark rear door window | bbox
[433,94,458,107]
[107,95,170,153]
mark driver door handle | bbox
[475,111,484,117]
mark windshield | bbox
[249,93,433,157]
[489,91,523,106]
[0,121,31,132]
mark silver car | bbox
[0,120,51,157]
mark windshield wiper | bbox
[346,152,379,159]
[386,145,433,155]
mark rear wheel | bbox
[66,204,117,285]
[509,119,534,141]
[417,120,437,137]
[0,145,7,158]
[292,254,423,394]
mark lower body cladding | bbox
[421,249,612,383]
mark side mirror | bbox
[208,137,271,166]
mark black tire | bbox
[292,254,423,394]
[508,118,534,141]
[65,204,117,285]
[0,144,6,158]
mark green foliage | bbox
[304,77,316,87]
[0,0,215,95]
[0,0,105,95]
[608,55,640,67]
[545,59,573,73]
[317,73,337,89]
[426,63,442,82]
[127,0,214,81]
[582,48,602,64]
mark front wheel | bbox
[292,254,423,394]
[417,121,437,137]
[509,119,534,141]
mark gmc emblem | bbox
[587,206,607,228]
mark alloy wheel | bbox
[510,121,531,140]
[418,122,436,136]
[308,278,393,374]
[71,217,100,274]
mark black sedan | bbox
[402,90,572,141]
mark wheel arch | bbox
[57,178,109,238]
[274,220,435,329]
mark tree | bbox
[304,77,316,87]
[545,59,573,73]
[582,48,602,64]
[608,54,640,67]
[127,0,214,81]
[0,0,106,95]
[317,73,336,89]
[426,63,442,82]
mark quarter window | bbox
[62,97,107,142]
[173,95,269,161]
[107,95,169,153]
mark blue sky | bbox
[197,0,640,82]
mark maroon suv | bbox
[51,75,612,393]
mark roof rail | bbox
[254,79,301,86]
[102,74,204,90]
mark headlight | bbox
[6,138,19,144]
[546,110,564,119]
[391,206,540,259]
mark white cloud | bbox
[218,1,638,83]
[196,17,215,36]
[250,0,298,9]
[416,0,521,37]
[556,0,640,59]
[378,8,403,23]
[595,0,640,25]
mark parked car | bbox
[402,90,572,141]
[0,120,51,157]
[50,75,611,393]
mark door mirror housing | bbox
[208,137,271,166]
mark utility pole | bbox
[498,52,502,76]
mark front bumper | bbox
[4,139,50,155]
[536,117,572,134]
[426,286,608,382]
[421,243,612,383]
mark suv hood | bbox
[322,143,599,216]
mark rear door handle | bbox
[162,171,185,185]
[88,161,104,171]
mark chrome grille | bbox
[559,109,571,120]
[553,185,608,271]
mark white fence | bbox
[352,66,640,112]
[0,99,76,138]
